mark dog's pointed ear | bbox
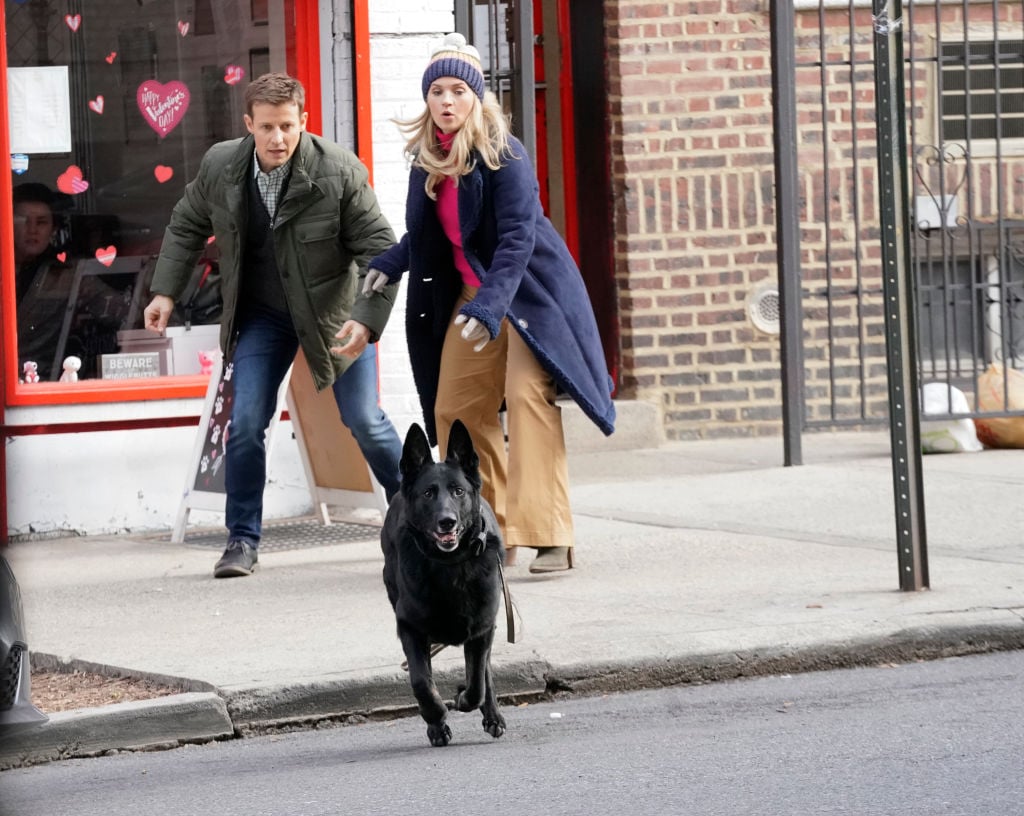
[400,423,433,482]
[445,419,480,475]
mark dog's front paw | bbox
[482,711,506,739]
[427,721,452,747]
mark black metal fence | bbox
[783,0,1024,433]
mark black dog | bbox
[381,419,507,747]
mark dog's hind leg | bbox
[479,662,506,739]
[455,627,505,738]
[399,626,451,747]
[454,630,492,713]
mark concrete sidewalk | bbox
[3,429,1024,768]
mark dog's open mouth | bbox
[432,530,460,553]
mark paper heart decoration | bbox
[177,20,189,36]
[64,14,81,32]
[136,80,191,138]
[224,65,244,86]
[105,52,117,64]
[88,95,104,114]
[57,252,67,262]
[154,165,174,183]
[95,246,117,267]
[57,165,89,195]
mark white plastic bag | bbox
[920,382,983,453]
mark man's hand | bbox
[331,320,371,359]
[455,314,490,352]
[144,295,175,333]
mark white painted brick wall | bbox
[368,6,454,444]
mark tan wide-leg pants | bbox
[434,286,574,551]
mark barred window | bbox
[940,40,1024,142]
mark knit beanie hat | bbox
[421,32,485,100]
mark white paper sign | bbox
[7,66,73,154]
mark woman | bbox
[13,182,75,381]
[366,33,615,573]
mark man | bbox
[13,182,75,381]
[144,73,402,579]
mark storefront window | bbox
[3,0,290,392]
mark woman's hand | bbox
[362,268,390,296]
[455,314,490,352]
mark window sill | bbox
[5,374,209,407]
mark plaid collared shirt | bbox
[253,150,290,222]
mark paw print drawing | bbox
[199,455,209,474]
[210,424,221,444]
[214,395,224,414]
[224,362,234,382]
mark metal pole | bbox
[511,0,536,163]
[769,0,804,467]
[871,0,930,591]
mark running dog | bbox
[381,419,507,747]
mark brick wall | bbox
[606,0,781,440]
[607,0,1024,440]
[364,5,454,438]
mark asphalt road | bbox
[2,650,1022,816]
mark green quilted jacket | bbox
[150,131,397,391]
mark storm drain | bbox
[184,518,380,552]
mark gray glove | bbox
[362,268,390,296]
[454,314,490,352]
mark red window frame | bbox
[0,0,342,408]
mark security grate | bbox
[0,645,24,712]
[940,40,1024,142]
[184,518,381,552]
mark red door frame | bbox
[0,0,372,544]
[531,0,578,259]
[532,0,619,390]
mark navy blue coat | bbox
[370,136,616,446]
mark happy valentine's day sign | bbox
[136,80,190,137]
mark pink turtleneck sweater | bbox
[435,130,481,287]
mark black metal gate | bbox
[777,0,1024,434]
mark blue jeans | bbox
[225,307,402,545]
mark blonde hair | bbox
[395,90,514,199]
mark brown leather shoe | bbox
[529,546,574,573]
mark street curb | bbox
[220,658,551,729]
[0,692,233,771]
[541,619,1024,695]
[4,620,1022,769]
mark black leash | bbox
[496,550,516,644]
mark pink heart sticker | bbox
[95,246,117,266]
[56,165,89,195]
[154,165,174,183]
[64,14,81,32]
[57,252,67,263]
[105,52,117,64]
[136,80,191,138]
[88,95,104,114]
[177,20,189,36]
[224,65,244,86]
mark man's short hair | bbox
[13,182,72,219]
[244,73,305,116]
